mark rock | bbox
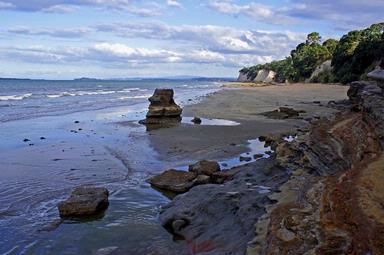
[193,175,211,185]
[149,169,197,193]
[146,89,182,117]
[211,168,241,184]
[191,117,202,124]
[188,160,220,176]
[308,60,332,82]
[240,156,252,162]
[140,89,183,126]
[159,160,290,255]
[276,228,296,242]
[40,137,46,140]
[261,107,303,119]
[368,69,384,94]
[23,138,30,142]
[58,187,109,217]
[253,154,264,159]
[95,246,119,255]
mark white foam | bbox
[0,93,32,101]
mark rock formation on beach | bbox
[149,160,223,194]
[58,186,109,217]
[139,89,182,126]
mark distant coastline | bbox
[0,76,236,82]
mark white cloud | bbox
[0,42,275,69]
[207,0,293,24]
[0,1,14,8]
[7,27,91,38]
[208,0,384,29]
[166,0,182,8]
[93,22,305,57]
[0,0,161,16]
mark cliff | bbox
[159,77,384,254]
[249,79,384,254]
[237,69,276,83]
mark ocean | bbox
[0,79,223,254]
[0,79,222,123]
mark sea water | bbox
[0,79,223,254]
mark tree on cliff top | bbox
[290,33,332,80]
[332,23,384,83]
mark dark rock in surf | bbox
[58,186,109,217]
[191,117,202,124]
[188,160,220,176]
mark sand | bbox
[147,83,349,166]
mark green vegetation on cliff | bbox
[240,23,384,84]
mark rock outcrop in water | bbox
[58,186,109,217]
[139,89,182,126]
[149,160,222,194]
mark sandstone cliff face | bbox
[250,81,384,255]
[237,69,276,83]
[308,60,332,82]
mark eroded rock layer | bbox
[250,81,384,255]
[158,81,384,255]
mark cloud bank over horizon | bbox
[0,0,382,79]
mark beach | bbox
[0,82,349,254]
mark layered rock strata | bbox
[139,89,182,126]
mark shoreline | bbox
[0,82,360,255]
[154,81,384,254]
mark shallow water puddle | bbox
[181,117,240,126]
[219,138,272,169]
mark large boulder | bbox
[139,89,183,126]
[368,69,384,94]
[188,160,220,176]
[149,169,197,193]
[58,186,109,217]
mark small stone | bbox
[95,246,119,255]
[253,154,264,159]
[172,219,188,232]
[23,138,30,142]
[239,156,252,162]
[276,228,296,242]
[191,117,202,124]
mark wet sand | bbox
[148,83,349,165]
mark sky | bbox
[0,0,383,79]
